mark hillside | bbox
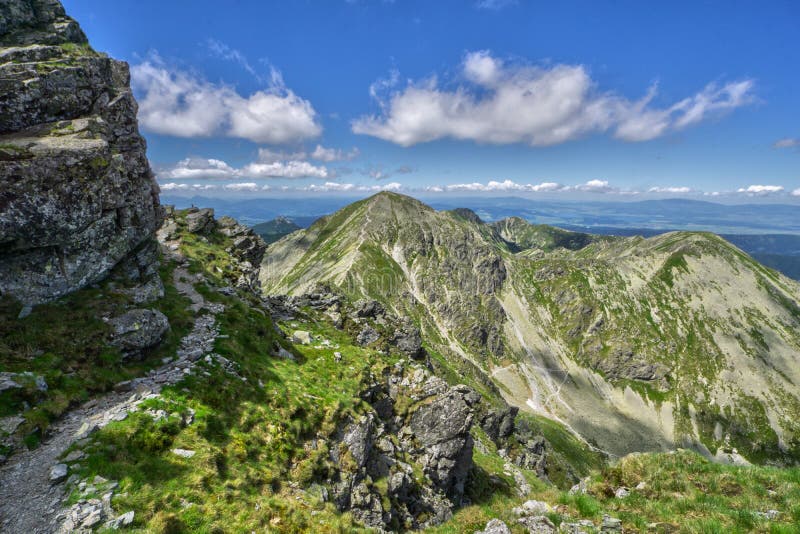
[252,216,302,245]
[262,192,800,465]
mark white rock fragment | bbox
[171,448,196,458]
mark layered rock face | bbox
[0,0,161,306]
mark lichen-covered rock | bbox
[327,363,479,531]
[108,309,169,357]
[356,325,380,346]
[391,321,426,359]
[409,387,476,500]
[481,406,519,443]
[0,0,86,47]
[0,0,161,306]
[184,208,215,234]
[476,519,512,534]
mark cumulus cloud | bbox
[577,179,616,193]
[132,53,322,143]
[242,160,329,179]
[774,138,800,149]
[158,155,330,181]
[792,188,800,197]
[352,51,755,146]
[736,184,784,196]
[159,157,238,180]
[310,145,361,162]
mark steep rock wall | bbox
[0,0,161,306]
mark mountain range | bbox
[262,192,800,464]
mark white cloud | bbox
[159,155,330,181]
[132,53,322,143]
[774,138,800,149]
[577,179,616,193]
[310,145,360,162]
[648,186,692,194]
[305,181,404,193]
[224,182,260,192]
[444,179,567,192]
[242,160,329,179]
[352,51,755,146]
[792,188,800,197]
[160,182,219,191]
[736,184,784,196]
[159,157,238,180]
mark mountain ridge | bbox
[262,192,800,464]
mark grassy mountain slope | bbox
[261,192,800,465]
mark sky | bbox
[62,0,800,202]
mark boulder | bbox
[184,208,215,234]
[391,322,426,359]
[481,406,519,442]
[291,330,313,345]
[519,515,556,533]
[476,519,512,534]
[354,299,384,319]
[356,326,380,346]
[601,515,623,533]
[49,463,68,483]
[109,309,169,356]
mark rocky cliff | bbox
[0,0,161,307]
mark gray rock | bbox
[614,486,630,499]
[519,515,557,534]
[184,208,215,234]
[291,330,313,345]
[171,448,196,458]
[354,299,384,318]
[120,275,164,304]
[0,373,21,393]
[0,1,162,306]
[391,322,426,359]
[481,406,519,442]
[559,520,596,533]
[341,415,374,469]
[109,309,170,356]
[105,510,134,530]
[514,500,551,516]
[49,463,68,483]
[356,326,380,346]
[64,449,84,462]
[409,387,475,500]
[600,515,622,533]
[476,518,512,534]
[0,415,25,434]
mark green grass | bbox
[0,260,194,445]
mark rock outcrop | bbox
[327,363,479,530]
[0,0,161,307]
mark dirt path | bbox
[0,266,220,534]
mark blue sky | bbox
[63,0,800,201]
